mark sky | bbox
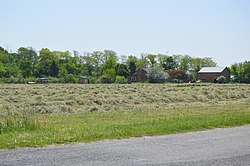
[1,0,250,66]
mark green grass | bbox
[0,113,41,134]
[1,102,250,149]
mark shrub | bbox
[7,76,18,83]
[89,76,99,84]
[98,76,113,84]
[216,75,226,83]
[147,67,169,83]
[115,76,126,84]
[48,77,60,83]
[169,70,188,82]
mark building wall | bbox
[199,73,221,82]
[79,78,89,84]
[222,68,231,82]
[133,69,148,82]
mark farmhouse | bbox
[198,67,230,83]
[79,76,89,84]
[132,68,149,82]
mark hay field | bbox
[1,83,250,114]
[1,83,250,149]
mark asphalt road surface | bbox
[1,125,250,166]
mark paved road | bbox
[1,125,250,166]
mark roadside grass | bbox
[1,102,250,149]
[0,113,40,134]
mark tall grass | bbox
[0,113,41,134]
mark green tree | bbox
[49,61,59,77]
[103,50,118,62]
[100,69,116,83]
[115,63,129,78]
[231,61,250,83]
[179,55,192,71]
[102,57,117,72]
[0,62,6,77]
[157,54,177,70]
[36,48,55,77]
[147,54,157,67]
[126,55,138,76]
[19,60,32,78]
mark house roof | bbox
[198,67,227,73]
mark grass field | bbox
[0,83,250,149]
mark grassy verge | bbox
[0,114,40,134]
[1,103,250,149]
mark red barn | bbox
[198,67,230,83]
[132,68,149,82]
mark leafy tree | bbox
[19,60,32,77]
[231,61,250,83]
[0,62,6,77]
[115,63,129,78]
[119,55,127,64]
[91,51,106,66]
[17,47,37,62]
[179,55,192,71]
[100,69,116,83]
[49,61,59,77]
[36,48,54,77]
[147,54,157,67]
[158,54,176,70]
[103,50,118,62]
[147,66,169,83]
[5,63,21,77]
[80,55,97,76]
[102,57,117,72]
[126,55,138,76]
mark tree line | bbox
[0,46,249,83]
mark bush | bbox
[48,77,60,83]
[169,70,188,82]
[115,76,126,84]
[216,75,226,83]
[98,76,113,84]
[147,67,169,83]
[89,76,99,84]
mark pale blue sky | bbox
[1,0,250,66]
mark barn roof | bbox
[79,76,88,79]
[142,68,149,73]
[39,77,49,80]
[198,67,227,73]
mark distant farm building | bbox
[79,76,89,84]
[38,78,49,84]
[132,68,149,82]
[198,67,230,83]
